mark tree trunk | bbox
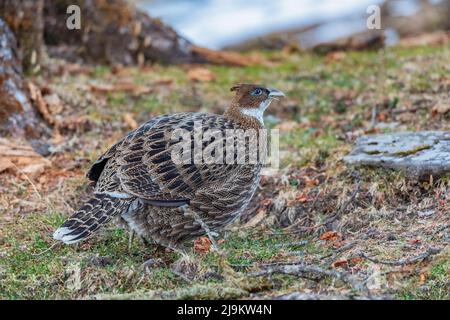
[0,0,45,73]
[0,18,49,140]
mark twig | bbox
[229,259,304,271]
[321,241,357,263]
[276,292,387,300]
[360,247,442,266]
[248,263,368,294]
[285,173,361,234]
[11,162,42,201]
[283,183,327,232]
[275,240,309,248]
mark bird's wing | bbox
[87,116,164,182]
[94,113,240,206]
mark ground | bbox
[0,43,449,299]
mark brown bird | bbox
[53,84,284,249]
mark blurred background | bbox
[137,0,448,49]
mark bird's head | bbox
[226,83,285,127]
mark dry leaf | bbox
[350,257,364,265]
[28,82,56,125]
[431,101,450,115]
[123,113,139,129]
[0,138,51,176]
[187,67,216,82]
[419,273,426,284]
[319,231,341,241]
[193,237,212,254]
[331,259,349,269]
[295,193,308,203]
[242,209,267,229]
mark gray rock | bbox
[344,131,450,178]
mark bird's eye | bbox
[251,88,263,96]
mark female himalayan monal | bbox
[53,84,285,250]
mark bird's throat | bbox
[224,100,272,129]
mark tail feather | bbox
[53,193,128,244]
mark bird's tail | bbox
[53,193,129,244]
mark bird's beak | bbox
[268,88,285,98]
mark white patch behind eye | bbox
[240,99,273,125]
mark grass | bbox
[0,209,304,299]
[1,43,449,299]
[400,248,450,300]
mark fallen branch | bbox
[321,241,357,263]
[275,292,391,300]
[248,263,368,294]
[360,247,442,266]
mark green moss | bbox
[394,144,431,157]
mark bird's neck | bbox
[224,103,264,130]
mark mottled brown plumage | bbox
[54,84,284,248]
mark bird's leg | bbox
[137,234,151,247]
[127,230,135,252]
[182,207,219,251]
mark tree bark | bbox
[0,0,45,73]
[0,19,48,140]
